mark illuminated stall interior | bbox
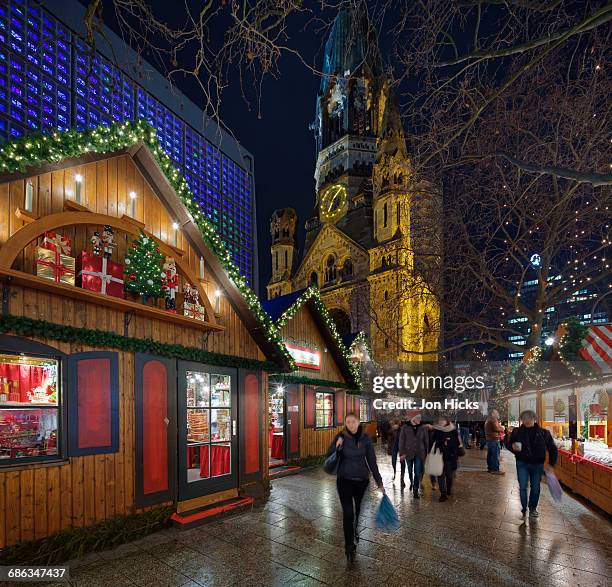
[0,353,59,461]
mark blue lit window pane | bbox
[136,89,183,165]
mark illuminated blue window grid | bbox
[137,89,183,165]
[74,38,133,130]
[0,1,70,140]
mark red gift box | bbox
[184,302,206,321]
[42,231,71,256]
[78,252,124,298]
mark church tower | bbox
[267,208,297,299]
[266,8,440,367]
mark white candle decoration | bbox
[25,180,33,212]
[172,222,179,246]
[199,256,205,279]
[129,191,136,217]
[214,289,221,315]
[75,174,83,203]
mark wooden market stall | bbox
[501,322,611,513]
[0,122,293,548]
[262,288,374,467]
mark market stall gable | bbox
[0,121,293,548]
[263,288,375,460]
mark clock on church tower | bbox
[319,183,348,223]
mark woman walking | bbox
[386,418,403,482]
[431,416,463,502]
[327,413,384,563]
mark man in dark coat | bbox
[507,409,558,517]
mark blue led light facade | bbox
[0,1,71,139]
[0,0,255,286]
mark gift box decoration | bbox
[42,231,72,256]
[184,301,206,322]
[36,247,76,286]
[78,251,124,298]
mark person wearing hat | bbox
[399,411,429,497]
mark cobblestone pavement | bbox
[50,446,611,586]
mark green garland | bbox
[2,505,173,565]
[558,316,593,377]
[269,373,358,391]
[0,120,294,370]
[0,314,278,372]
[276,286,362,388]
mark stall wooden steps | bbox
[170,496,254,529]
[269,465,301,479]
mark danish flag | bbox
[579,324,612,374]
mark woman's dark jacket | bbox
[432,424,461,469]
[326,426,383,485]
[507,424,558,466]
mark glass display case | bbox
[0,353,59,462]
[315,391,334,428]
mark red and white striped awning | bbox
[579,324,612,374]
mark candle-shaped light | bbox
[172,222,179,246]
[75,174,83,203]
[25,180,33,212]
[129,191,136,217]
[214,289,221,315]
[199,256,205,280]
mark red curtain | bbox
[336,391,345,426]
[304,387,315,427]
[0,363,47,402]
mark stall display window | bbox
[315,391,334,428]
[359,398,370,422]
[0,353,60,463]
[185,371,232,482]
[542,389,571,440]
[578,386,608,445]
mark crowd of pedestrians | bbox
[328,408,559,564]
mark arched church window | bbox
[310,272,319,287]
[383,203,388,227]
[341,258,353,281]
[284,250,288,268]
[384,290,389,301]
[324,255,337,284]
[275,251,278,271]
[381,256,387,269]
[397,202,400,225]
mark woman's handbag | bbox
[323,449,340,475]
[457,445,466,457]
[424,445,444,477]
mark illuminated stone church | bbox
[267,9,440,367]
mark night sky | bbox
[89,1,337,295]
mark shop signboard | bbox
[284,343,321,370]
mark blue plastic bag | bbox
[544,469,563,502]
[375,494,400,532]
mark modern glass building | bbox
[0,0,257,288]
[504,276,609,360]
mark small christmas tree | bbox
[124,230,164,299]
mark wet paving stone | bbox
[53,447,611,586]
